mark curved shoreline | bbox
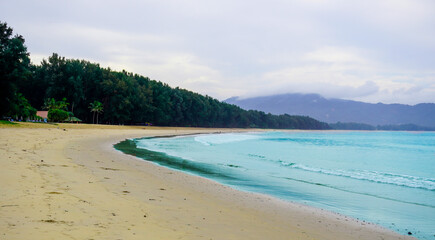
[0,124,415,239]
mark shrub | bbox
[48,109,68,122]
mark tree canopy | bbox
[17,53,328,129]
[0,22,32,118]
[2,22,329,129]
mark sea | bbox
[115,131,435,239]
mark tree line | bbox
[1,22,329,129]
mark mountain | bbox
[225,94,435,128]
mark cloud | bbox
[303,46,368,65]
[2,0,434,104]
[25,23,175,61]
[259,46,377,93]
[249,46,434,104]
[27,23,224,96]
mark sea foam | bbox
[279,161,435,191]
[194,133,260,146]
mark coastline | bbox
[0,123,415,239]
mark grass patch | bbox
[0,120,17,125]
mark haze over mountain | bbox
[225,94,435,128]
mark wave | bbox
[194,133,260,146]
[279,161,435,191]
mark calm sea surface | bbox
[116,131,435,239]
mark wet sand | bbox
[0,123,415,239]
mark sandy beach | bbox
[1,123,415,240]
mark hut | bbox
[64,116,82,124]
[36,111,48,122]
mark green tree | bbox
[0,22,31,117]
[8,92,37,120]
[43,97,69,111]
[0,20,328,129]
[43,98,56,110]
[44,98,72,122]
[89,100,103,124]
[24,51,330,129]
[48,109,68,122]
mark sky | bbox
[1,0,435,104]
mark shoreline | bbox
[0,123,415,239]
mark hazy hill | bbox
[225,94,435,128]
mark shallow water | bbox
[115,131,435,239]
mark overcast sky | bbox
[2,0,435,104]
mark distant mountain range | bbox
[225,93,435,128]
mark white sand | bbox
[0,123,415,239]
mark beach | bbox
[0,123,415,240]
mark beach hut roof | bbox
[65,116,82,122]
[36,111,48,119]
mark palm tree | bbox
[43,98,69,111]
[42,98,56,110]
[89,101,103,124]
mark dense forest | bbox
[1,22,329,129]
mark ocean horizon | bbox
[115,131,435,239]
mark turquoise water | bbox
[118,131,435,239]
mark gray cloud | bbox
[1,0,434,104]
